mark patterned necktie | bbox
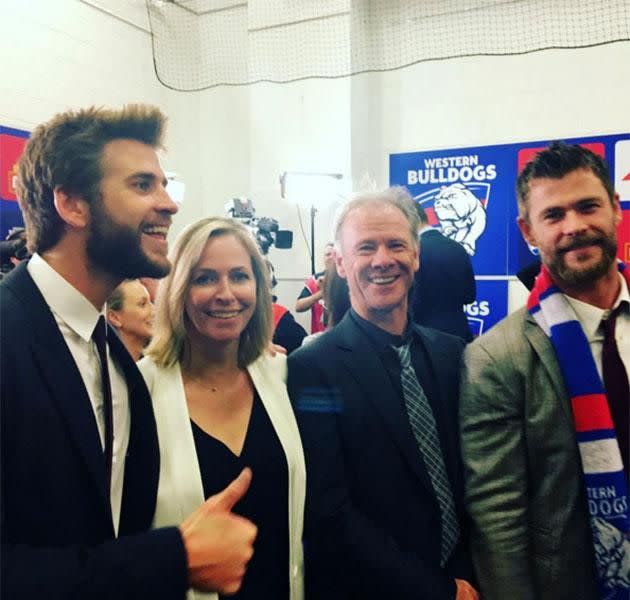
[602,303,629,475]
[393,342,459,566]
[92,315,114,494]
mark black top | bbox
[273,311,308,354]
[191,392,289,600]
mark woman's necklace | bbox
[191,379,219,393]
[185,370,243,395]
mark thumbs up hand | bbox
[180,468,258,594]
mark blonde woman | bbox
[106,279,154,361]
[139,218,305,600]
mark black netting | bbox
[147,0,630,91]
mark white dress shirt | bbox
[27,254,130,534]
[565,271,630,381]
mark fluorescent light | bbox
[280,171,344,209]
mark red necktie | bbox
[92,315,114,494]
[602,303,629,475]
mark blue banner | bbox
[390,133,630,278]
[0,125,29,239]
[465,279,509,337]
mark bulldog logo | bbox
[591,517,630,591]
[433,183,487,255]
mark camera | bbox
[227,197,293,255]
[0,227,30,275]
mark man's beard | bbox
[86,203,170,280]
[546,232,618,289]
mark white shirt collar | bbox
[27,253,103,342]
[565,272,630,342]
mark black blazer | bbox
[411,229,476,341]
[287,312,472,600]
[0,263,187,600]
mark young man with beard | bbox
[288,188,478,600]
[0,105,257,600]
[460,142,629,600]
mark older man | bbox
[1,105,257,599]
[288,188,477,599]
[460,142,629,600]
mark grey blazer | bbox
[459,306,599,600]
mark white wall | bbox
[251,41,630,315]
[351,42,630,310]
[1,1,628,321]
[355,43,630,186]
[0,0,201,235]
[245,78,352,324]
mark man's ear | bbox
[613,193,622,227]
[517,215,536,248]
[53,186,90,229]
[335,251,347,279]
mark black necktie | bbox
[92,315,114,494]
[393,342,459,566]
[602,303,629,475]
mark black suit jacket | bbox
[1,263,187,600]
[287,312,472,600]
[411,229,476,341]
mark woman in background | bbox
[140,217,305,600]
[107,279,154,361]
[301,262,351,346]
[323,262,351,328]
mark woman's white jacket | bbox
[138,353,305,600]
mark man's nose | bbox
[372,245,394,267]
[562,210,588,236]
[156,185,178,215]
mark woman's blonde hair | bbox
[145,217,272,368]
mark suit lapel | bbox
[6,265,110,512]
[110,330,160,535]
[523,312,573,425]
[6,265,160,534]
[334,315,434,493]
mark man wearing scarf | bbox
[460,142,629,600]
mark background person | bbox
[272,302,308,354]
[301,262,350,346]
[411,203,475,341]
[139,217,306,600]
[107,279,155,361]
[0,227,30,278]
[267,258,308,354]
[295,242,335,333]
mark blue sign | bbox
[0,125,29,239]
[390,133,630,278]
[465,279,509,337]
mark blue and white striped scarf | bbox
[528,263,629,599]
